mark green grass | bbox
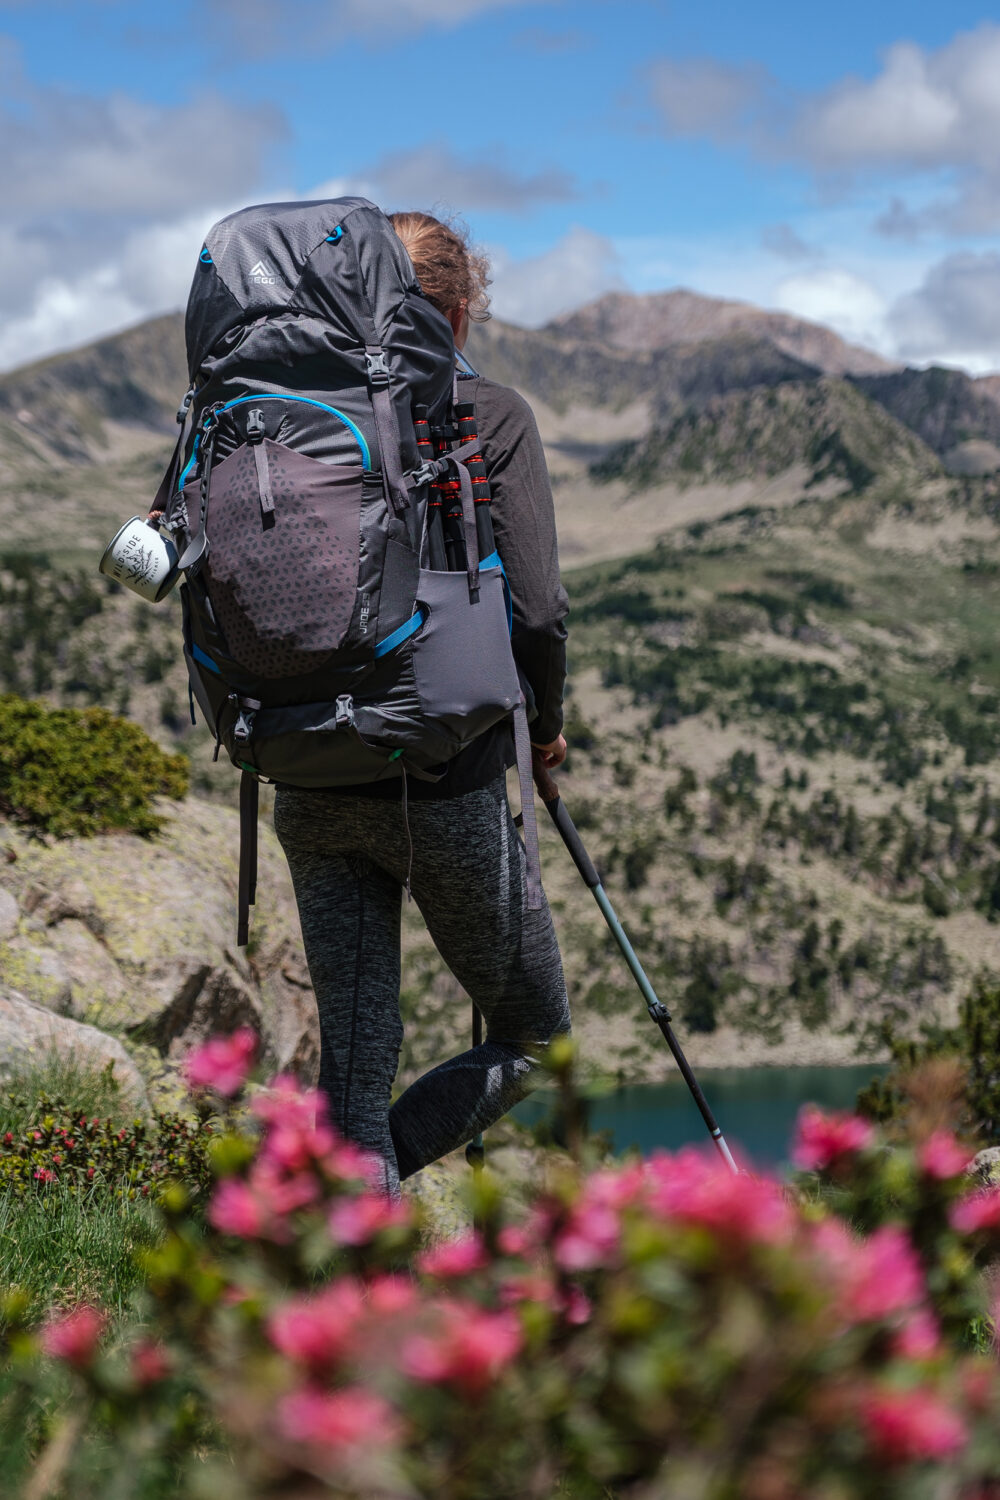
[0,1054,162,1320]
[0,1184,161,1320]
[0,1052,136,1137]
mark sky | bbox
[4,0,1000,373]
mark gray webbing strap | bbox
[177,424,214,574]
[365,346,410,517]
[252,441,275,523]
[513,699,543,911]
[247,409,275,524]
[454,457,480,599]
[155,386,194,522]
[237,770,258,947]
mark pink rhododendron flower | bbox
[278,1385,401,1450]
[401,1304,522,1394]
[41,1306,106,1369]
[555,1201,621,1270]
[130,1339,172,1388]
[814,1222,923,1323]
[862,1386,967,1463]
[498,1269,556,1308]
[267,1281,366,1371]
[645,1149,793,1246]
[918,1131,972,1180]
[560,1284,593,1326]
[328,1193,411,1246]
[367,1275,416,1316]
[791,1106,873,1172]
[952,1187,1000,1235]
[184,1028,257,1096]
[418,1232,487,1278]
[208,1178,268,1239]
[497,1224,531,1257]
[892,1307,940,1360]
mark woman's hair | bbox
[389,211,492,323]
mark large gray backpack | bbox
[154,197,541,943]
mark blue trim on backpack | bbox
[207,394,371,471]
[373,607,425,659]
[326,226,343,243]
[479,550,513,634]
[191,642,222,675]
[199,248,213,265]
[177,432,201,491]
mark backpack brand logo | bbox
[249,258,278,285]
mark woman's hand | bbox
[531,734,567,770]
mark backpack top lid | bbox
[184,196,455,400]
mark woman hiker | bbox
[272,211,572,1197]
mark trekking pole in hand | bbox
[532,755,739,1175]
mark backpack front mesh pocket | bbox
[204,442,364,679]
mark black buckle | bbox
[365,350,389,386]
[246,409,265,445]
[335,695,355,728]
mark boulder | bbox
[0,796,319,1079]
[971,1146,1000,1185]
[0,983,148,1108]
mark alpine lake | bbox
[512,1064,890,1169]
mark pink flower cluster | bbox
[861,1385,967,1463]
[952,1186,1000,1236]
[41,1306,106,1369]
[401,1303,522,1396]
[812,1221,923,1324]
[184,1028,257,1096]
[278,1385,401,1453]
[792,1106,873,1172]
[918,1130,972,1180]
[645,1148,793,1246]
[207,1076,387,1244]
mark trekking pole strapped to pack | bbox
[532,757,739,1173]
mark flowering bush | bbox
[3,1053,1000,1499]
[0,1102,215,1202]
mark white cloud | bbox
[645,23,1000,234]
[0,208,236,371]
[331,143,581,215]
[887,252,1000,370]
[488,226,624,326]
[0,66,285,219]
[0,42,289,369]
[774,268,889,353]
[646,57,770,142]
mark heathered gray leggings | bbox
[272,776,571,1197]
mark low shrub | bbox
[3,1036,1000,1498]
[0,693,187,837]
[859,973,1000,1142]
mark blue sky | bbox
[3,0,1000,371]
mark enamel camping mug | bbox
[98,516,180,603]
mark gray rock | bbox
[0,984,148,1108]
[0,938,74,1013]
[0,886,17,941]
[970,1146,1000,1185]
[22,878,104,936]
[0,797,320,1077]
[127,956,263,1056]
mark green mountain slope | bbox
[592,376,942,492]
